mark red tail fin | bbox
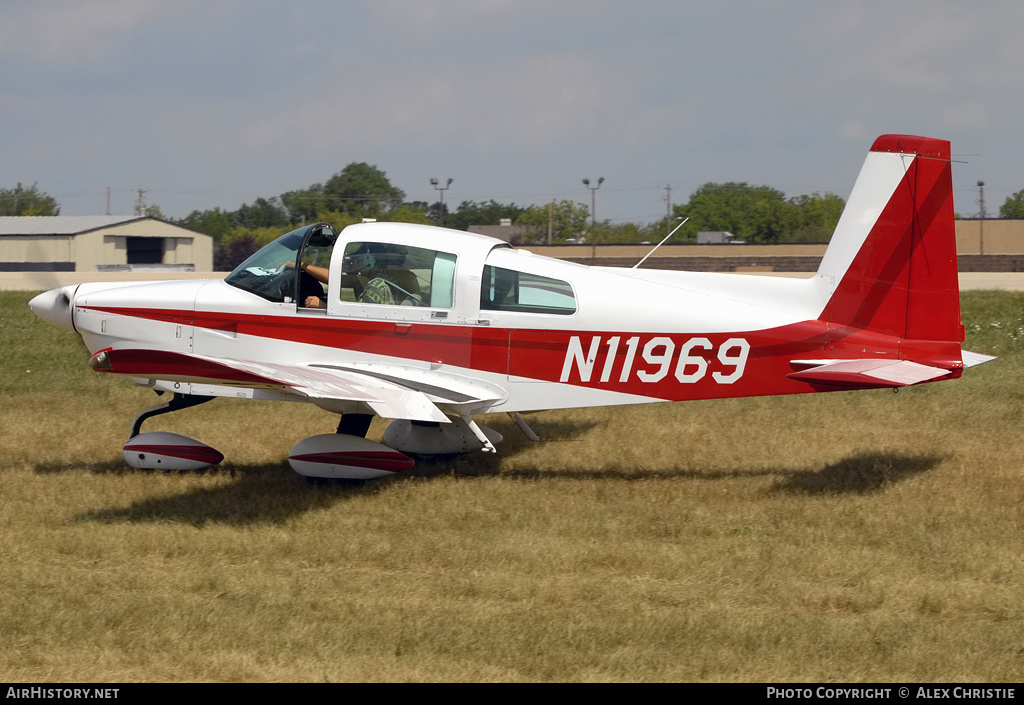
[818,135,963,343]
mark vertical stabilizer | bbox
[817,135,962,343]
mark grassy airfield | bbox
[0,289,1021,683]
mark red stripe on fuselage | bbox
[82,305,511,374]
[81,305,960,402]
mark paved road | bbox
[741,271,1024,291]
[956,273,1024,290]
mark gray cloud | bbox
[2,0,1022,221]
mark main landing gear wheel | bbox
[123,393,223,471]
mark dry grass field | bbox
[1,290,1022,682]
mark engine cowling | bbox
[288,434,415,480]
[123,431,224,471]
[383,418,503,456]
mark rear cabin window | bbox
[340,242,456,308]
[480,265,576,315]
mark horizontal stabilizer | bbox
[962,350,997,368]
[787,359,950,388]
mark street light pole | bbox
[430,177,453,227]
[582,177,604,229]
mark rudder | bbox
[817,135,962,344]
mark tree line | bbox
[171,164,855,268]
[0,169,848,252]
[11,166,1024,270]
[0,183,61,216]
[175,166,850,245]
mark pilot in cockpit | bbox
[298,243,422,308]
[297,261,330,308]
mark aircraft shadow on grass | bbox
[52,419,592,527]
[34,460,135,475]
[407,419,946,493]
[770,451,944,494]
[47,417,943,527]
[71,463,364,527]
[414,446,945,494]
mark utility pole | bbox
[135,189,147,216]
[664,184,673,234]
[582,177,604,229]
[430,177,453,227]
[978,180,986,256]
[547,202,553,245]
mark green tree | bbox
[675,182,794,243]
[219,225,290,250]
[586,221,656,244]
[444,200,527,231]
[786,192,845,242]
[312,210,362,233]
[385,203,433,225]
[0,182,60,216]
[427,200,450,226]
[177,207,235,242]
[323,163,405,218]
[999,189,1024,219]
[140,204,166,220]
[281,184,327,225]
[236,197,289,229]
[515,200,590,244]
[213,234,261,272]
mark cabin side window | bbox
[480,265,576,315]
[340,242,457,308]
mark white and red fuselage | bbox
[29,135,990,477]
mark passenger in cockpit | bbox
[346,245,396,305]
[304,242,424,308]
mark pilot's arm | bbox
[300,262,329,284]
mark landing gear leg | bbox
[460,414,497,453]
[336,413,373,438]
[130,393,215,439]
[508,412,541,442]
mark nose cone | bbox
[29,285,78,332]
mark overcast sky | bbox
[2,1,1020,224]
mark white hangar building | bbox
[0,216,213,272]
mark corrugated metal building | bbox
[0,216,213,272]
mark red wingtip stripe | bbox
[290,450,414,472]
[125,445,224,464]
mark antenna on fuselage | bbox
[633,217,688,269]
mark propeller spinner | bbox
[28,285,78,332]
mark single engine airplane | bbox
[30,135,993,479]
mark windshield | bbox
[225,224,333,303]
